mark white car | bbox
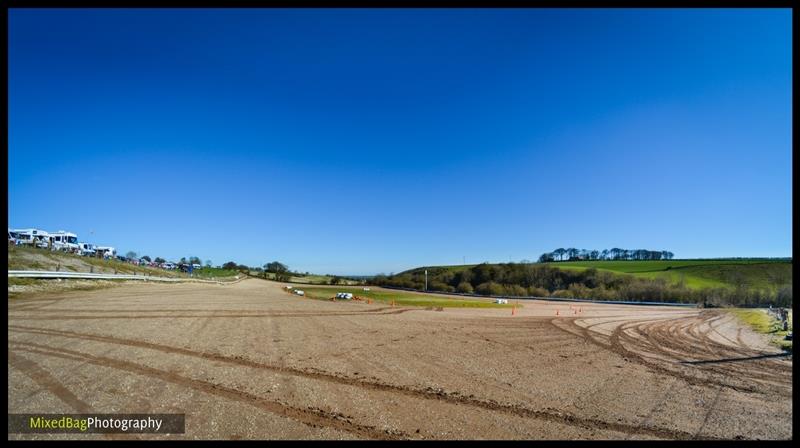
[294,290,305,296]
[336,292,354,300]
[494,298,508,304]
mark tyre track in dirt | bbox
[7,325,712,440]
[8,351,93,413]
[9,342,408,440]
[8,307,401,314]
[626,314,792,389]
[694,385,724,439]
[551,311,791,397]
[8,308,418,321]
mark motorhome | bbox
[10,228,51,248]
[50,231,80,252]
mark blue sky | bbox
[8,9,792,274]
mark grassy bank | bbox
[730,308,792,352]
[297,286,516,308]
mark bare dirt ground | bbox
[7,279,792,440]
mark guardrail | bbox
[374,284,699,307]
[8,270,241,285]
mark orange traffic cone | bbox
[556,309,559,316]
[511,306,516,316]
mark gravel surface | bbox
[7,279,792,440]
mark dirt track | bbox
[7,279,792,440]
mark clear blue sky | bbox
[8,9,792,275]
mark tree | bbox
[601,249,609,260]
[180,257,187,264]
[154,257,166,264]
[553,248,566,261]
[567,248,579,260]
[265,261,288,274]
[538,252,554,263]
[329,276,342,285]
[141,255,151,262]
[189,256,201,265]
[590,250,600,260]
[205,260,212,267]
[126,251,137,259]
[222,261,238,270]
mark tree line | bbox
[538,247,675,262]
[124,252,211,267]
[370,262,792,308]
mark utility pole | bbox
[425,270,428,291]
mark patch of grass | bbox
[7,277,38,286]
[299,286,517,308]
[250,271,362,285]
[7,278,128,300]
[730,308,792,351]
[190,267,240,279]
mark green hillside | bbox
[404,259,791,291]
[543,259,791,291]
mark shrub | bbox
[505,285,528,297]
[552,289,573,298]
[429,281,451,292]
[475,281,505,296]
[456,282,474,294]
[527,286,549,297]
[568,283,592,299]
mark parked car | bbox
[161,262,176,270]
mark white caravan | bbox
[78,242,97,256]
[10,228,51,248]
[95,246,116,258]
[50,231,80,252]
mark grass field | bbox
[730,308,793,351]
[298,286,516,308]
[409,259,792,291]
[249,271,363,285]
[548,260,792,290]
